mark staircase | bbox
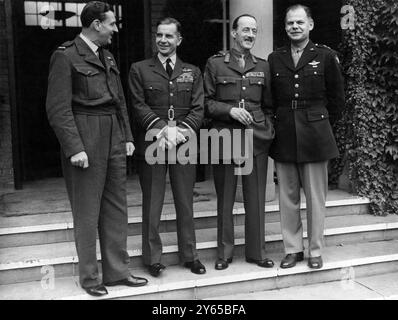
[1,182,398,300]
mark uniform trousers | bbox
[213,152,268,261]
[138,161,199,265]
[275,161,328,258]
[61,113,130,288]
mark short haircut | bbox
[81,1,112,28]
[232,14,257,30]
[285,4,313,20]
[157,17,182,35]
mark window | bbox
[24,1,123,29]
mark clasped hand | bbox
[158,126,189,151]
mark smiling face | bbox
[285,7,313,45]
[96,11,118,46]
[156,23,182,57]
[231,16,257,53]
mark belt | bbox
[72,105,118,115]
[236,99,261,112]
[279,100,325,110]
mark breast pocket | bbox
[216,76,239,101]
[73,64,105,100]
[177,82,193,106]
[247,78,264,102]
[144,82,164,106]
[303,68,325,93]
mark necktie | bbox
[292,49,302,67]
[166,58,173,78]
[237,54,245,69]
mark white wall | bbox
[229,0,274,59]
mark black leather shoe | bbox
[145,263,166,277]
[184,260,206,274]
[308,256,323,269]
[85,284,108,297]
[105,275,148,287]
[246,257,274,268]
[215,257,233,270]
[280,252,304,269]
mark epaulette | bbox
[56,40,74,50]
[210,51,226,59]
[315,43,332,50]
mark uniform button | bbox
[321,115,324,118]
[223,81,227,83]
[170,93,174,97]
[295,93,299,98]
[276,73,279,76]
[294,74,299,79]
[242,87,246,90]
[242,76,246,79]
[170,105,174,108]
[295,84,299,88]
[314,71,318,75]
[169,81,173,85]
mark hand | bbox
[70,151,89,169]
[126,142,135,156]
[164,126,178,147]
[230,107,253,126]
[159,136,173,151]
[176,127,189,144]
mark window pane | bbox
[24,1,37,14]
[77,3,85,15]
[65,2,77,14]
[37,2,50,14]
[25,14,38,26]
[66,16,78,27]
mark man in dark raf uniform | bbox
[46,1,148,296]
[204,14,275,270]
[268,4,345,269]
[129,17,206,277]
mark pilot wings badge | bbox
[308,60,320,68]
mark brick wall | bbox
[0,0,14,188]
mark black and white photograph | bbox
[0,0,397,303]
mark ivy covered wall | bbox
[332,0,398,215]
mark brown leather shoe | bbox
[308,256,323,269]
[85,284,108,297]
[215,257,233,270]
[105,275,148,287]
[246,257,274,268]
[184,260,206,274]
[145,263,166,277]
[280,252,304,269]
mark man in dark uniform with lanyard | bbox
[204,14,275,270]
[46,1,148,296]
[129,17,206,277]
[268,4,345,269]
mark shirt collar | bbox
[157,53,177,68]
[230,48,250,60]
[79,33,99,56]
[291,39,310,54]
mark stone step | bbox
[1,213,397,285]
[0,195,370,248]
[206,271,398,300]
[1,240,398,300]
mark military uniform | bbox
[46,36,133,288]
[268,41,345,257]
[204,50,274,261]
[128,56,204,265]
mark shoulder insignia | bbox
[315,43,332,50]
[57,40,73,50]
[211,51,226,59]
